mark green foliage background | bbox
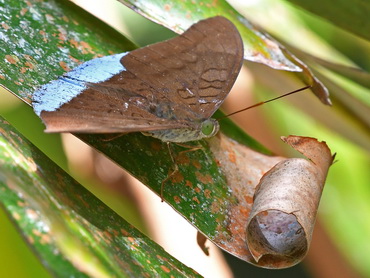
[1,0,370,277]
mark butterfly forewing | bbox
[33,16,244,133]
[121,16,244,120]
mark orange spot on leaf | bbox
[25,61,34,69]
[121,228,130,236]
[176,152,190,165]
[160,265,171,273]
[40,234,51,244]
[170,171,184,183]
[185,180,193,188]
[12,212,21,220]
[192,160,201,169]
[204,189,211,198]
[228,151,236,163]
[2,23,10,30]
[5,55,18,64]
[245,195,253,204]
[150,141,162,151]
[20,7,28,16]
[174,196,181,203]
[59,61,70,71]
[195,171,213,184]
[68,55,80,63]
[192,196,200,204]
[69,38,79,48]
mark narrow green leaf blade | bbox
[285,0,370,41]
[0,116,201,277]
[0,0,136,100]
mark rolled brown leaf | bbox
[245,136,334,267]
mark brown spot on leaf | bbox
[192,196,200,204]
[40,234,51,244]
[204,189,211,198]
[45,14,55,23]
[185,180,193,188]
[32,229,42,237]
[245,195,253,204]
[121,228,129,236]
[174,196,181,203]
[2,22,10,30]
[164,4,171,11]
[160,265,171,273]
[79,41,94,54]
[5,55,18,64]
[192,160,201,169]
[69,55,80,63]
[0,75,5,80]
[104,230,113,241]
[112,229,119,237]
[156,254,165,261]
[59,61,70,71]
[57,30,66,42]
[194,187,201,193]
[170,171,184,183]
[176,152,190,165]
[24,61,34,69]
[20,7,28,16]
[150,141,162,151]
[69,38,79,48]
[195,171,213,184]
[12,212,21,220]
[228,151,236,163]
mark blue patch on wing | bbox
[33,52,127,116]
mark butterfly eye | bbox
[201,119,219,138]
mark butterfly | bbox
[32,16,244,143]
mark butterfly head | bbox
[200,118,219,139]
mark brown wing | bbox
[118,16,244,120]
[36,16,243,133]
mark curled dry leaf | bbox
[208,134,334,268]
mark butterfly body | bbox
[145,118,219,143]
[33,16,244,143]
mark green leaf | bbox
[0,116,201,277]
[285,0,370,41]
[0,0,334,271]
[117,0,301,71]
[0,0,136,100]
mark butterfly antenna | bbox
[219,85,312,120]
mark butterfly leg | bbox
[161,142,178,201]
[175,142,203,155]
[161,142,203,201]
[100,133,126,142]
